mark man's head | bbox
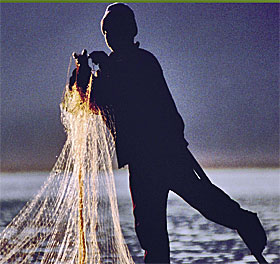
[101,3,137,51]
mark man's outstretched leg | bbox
[237,211,268,263]
[170,154,267,263]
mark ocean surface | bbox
[0,168,279,264]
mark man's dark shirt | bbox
[91,45,188,168]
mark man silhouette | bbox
[70,3,267,263]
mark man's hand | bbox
[70,49,92,95]
[73,49,90,69]
[88,51,108,65]
[88,51,110,74]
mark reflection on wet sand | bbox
[1,169,279,263]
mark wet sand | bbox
[1,168,279,263]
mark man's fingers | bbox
[72,50,90,68]
[88,51,108,65]
[81,49,87,56]
[72,52,79,59]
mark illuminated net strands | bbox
[0,74,134,264]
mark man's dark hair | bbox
[101,3,138,37]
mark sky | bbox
[1,3,279,171]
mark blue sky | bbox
[1,3,279,171]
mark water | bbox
[1,168,279,264]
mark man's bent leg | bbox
[129,165,170,264]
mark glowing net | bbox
[0,76,134,263]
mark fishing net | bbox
[0,72,134,263]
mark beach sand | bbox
[1,168,279,263]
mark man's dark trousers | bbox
[128,148,249,264]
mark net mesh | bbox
[0,74,134,264]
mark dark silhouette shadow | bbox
[70,3,268,264]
